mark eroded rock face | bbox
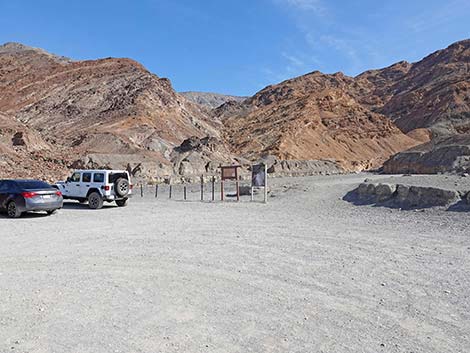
[0,42,218,181]
[383,135,470,174]
[218,72,421,171]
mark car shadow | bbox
[0,211,51,219]
[61,202,117,211]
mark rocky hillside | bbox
[378,40,470,174]
[217,39,470,173]
[180,91,247,109]
[217,71,422,170]
[379,40,470,136]
[1,39,470,180]
[0,42,237,181]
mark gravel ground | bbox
[1,174,469,353]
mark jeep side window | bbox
[71,173,81,182]
[82,173,92,183]
[93,173,105,183]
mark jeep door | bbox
[66,172,82,197]
[91,172,106,194]
[79,172,93,198]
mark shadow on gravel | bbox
[0,212,51,219]
[62,202,117,211]
[447,200,470,212]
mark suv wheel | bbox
[88,192,104,209]
[115,178,130,197]
[115,198,128,207]
[7,201,22,218]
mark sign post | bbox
[251,163,268,203]
[220,165,241,202]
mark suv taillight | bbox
[55,191,62,197]
[104,185,110,191]
[130,184,133,190]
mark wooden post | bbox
[140,183,144,197]
[264,164,268,204]
[155,184,159,198]
[236,177,240,202]
[200,175,204,201]
[251,186,254,202]
[221,180,224,201]
[212,176,215,201]
[169,185,172,199]
[184,185,187,200]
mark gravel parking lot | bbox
[1,174,469,353]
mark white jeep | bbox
[56,170,132,209]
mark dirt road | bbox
[1,174,469,353]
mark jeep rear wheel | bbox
[116,198,129,207]
[115,178,130,197]
[88,192,104,209]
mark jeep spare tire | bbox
[115,178,130,197]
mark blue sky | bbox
[1,0,469,96]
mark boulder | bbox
[395,185,410,203]
[395,185,459,208]
[375,183,396,202]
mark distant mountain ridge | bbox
[180,91,247,109]
[1,40,470,179]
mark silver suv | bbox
[56,170,132,209]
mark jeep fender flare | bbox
[86,188,102,198]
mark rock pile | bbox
[346,182,466,209]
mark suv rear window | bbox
[93,173,105,183]
[82,173,92,183]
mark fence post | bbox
[212,176,215,201]
[264,164,268,204]
[155,184,159,198]
[169,185,172,199]
[184,185,187,200]
[200,175,204,201]
[140,183,144,197]
[221,180,224,201]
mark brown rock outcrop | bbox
[218,72,421,171]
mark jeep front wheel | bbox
[88,192,104,209]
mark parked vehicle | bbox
[0,179,63,218]
[56,170,132,209]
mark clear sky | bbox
[1,0,469,96]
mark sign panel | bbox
[251,164,266,187]
[221,166,239,181]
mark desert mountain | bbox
[180,91,247,109]
[217,71,422,170]
[0,42,237,181]
[1,40,470,180]
[217,40,470,173]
